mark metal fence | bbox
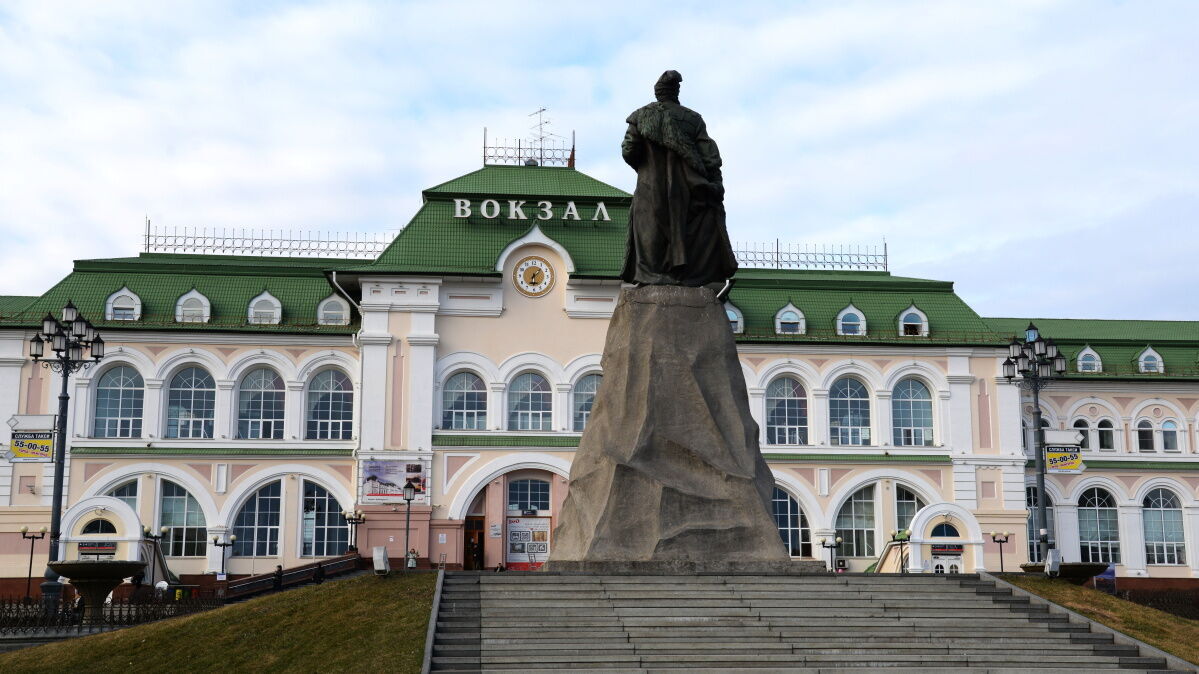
[0,596,223,635]
[226,554,359,601]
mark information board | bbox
[360,460,426,504]
[7,431,53,462]
[505,517,550,571]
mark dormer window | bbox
[247,291,282,325]
[898,305,928,337]
[836,305,866,336]
[1138,347,1163,373]
[1077,347,1102,373]
[317,295,351,326]
[725,304,744,334]
[175,290,211,324]
[774,304,805,335]
[105,287,142,321]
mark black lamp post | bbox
[211,534,236,576]
[1002,323,1066,573]
[402,480,416,572]
[890,529,911,574]
[143,525,170,592]
[343,510,366,553]
[990,531,1012,573]
[819,536,842,572]
[29,301,104,610]
[19,526,47,603]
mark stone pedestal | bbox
[550,285,791,569]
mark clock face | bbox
[513,255,555,298]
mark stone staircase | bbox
[428,572,1190,673]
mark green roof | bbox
[432,434,580,448]
[70,446,354,457]
[2,253,354,335]
[425,165,631,199]
[0,295,36,317]
[986,317,1199,343]
[765,453,952,464]
[986,317,1199,379]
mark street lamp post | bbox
[1002,323,1066,574]
[991,531,1012,573]
[402,480,416,572]
[143,525,170,594]
[211,534,236,576]
[890,529,911,574]
[343,510,366,553]
[819,536,842,573]
[29,301,105,610]
[19,526,47,603]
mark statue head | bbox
[654,70,682,103]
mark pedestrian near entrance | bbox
[273,565,283,591]
[406,548,418,570]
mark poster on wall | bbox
[6,431,54,462]
[506,517,550,570]
[1045,446,1085,474]
[360,460,426,504]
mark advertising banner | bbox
[505,517,550,570]
[360,460,426,504]
[1046,445,1085,474]
[7,431,54,462]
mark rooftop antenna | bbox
[528,107,567,166]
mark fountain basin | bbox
[50,559,147,623]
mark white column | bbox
[994,376,1023,457]
[946,373,975,454]
[811,389,829,446]
[875,390,892,447]
[406,329,439,452]
[489,382,507,431]
[358,303,393,452]
[554,383,572,432]
[951,461,978,509]
[0,335,24,507]
[747,387,766,445]
[1185,505,1199,574]
[1118,504,1147,576]
[285,380,304,441]
[215,380,234,440]
[1055,504,1080,563]
[143,378,164,440]
[206,525,230,574]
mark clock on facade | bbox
[513,255,555,298]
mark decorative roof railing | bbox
[733,241,888,271]
[143,225,396,259]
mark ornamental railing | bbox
[143,225,395,259]
[0,595,222,635]
[733,241,888,271]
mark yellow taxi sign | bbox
[1046,445,1085,474]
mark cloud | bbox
[0,0,1197,320]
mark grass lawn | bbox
[1002,574,1199,665]
[0,572,437,674]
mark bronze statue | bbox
[620,70,737,292]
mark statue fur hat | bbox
[654,70,682,102]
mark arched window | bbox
[106,287,141,321]
[166,367,215,439]
[1078,487,1120,564]
[1137,420,1155,452]
[1162,421,1180,452]
[175,290,210,323]
[772,488,811,557]
[306,370,354,440]
[895,485,925,532]
[774,306,804,335]
[508,373,552,431]
[1078,350,1101,373]
[159,480,206,557]
[1143,488,1185,565]
[94,366,144,438]
[1073,419,1090,451]
[898,307,927,337]
[1097,419,1116,450]
[1026,486,1056,563]
[507,479,550,512]
[81,519,117,535]
[442,372,487,431]
[572,374,602,432]
[829,377,870,446]
[725,305,744,334]
[301,481,348,556]
[838,312,863,336]
[247,291,282,325]
[1138,348,1163,374]
[317,296,351,326]
[765,376,807,445]
[836,485,875,557]
[931,523,960,537]
[237,368,285,440]
[892,378,933,446]
[233,482,281,557]
[107,481,137,510]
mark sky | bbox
[1,0,1197,320]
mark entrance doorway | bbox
[463,516,485,570]
[932,556,962,574]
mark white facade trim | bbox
[447,452,572,520]
[493,225,576,273]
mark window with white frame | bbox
[1097,419,1116,450]
[1077,348,1102,373]
[895,485,925,532]
[166,367,215,439]
[1138,348,1163,373]
[93,366,144,438]
[1073,419,1090,451]
[829,377,870,446]
[105,288,141,321]
[772,487,811,557]
[898,306,927,336]
[1078,487,1121,564]
[1026,486,1056,563]
[836,485,875,557]
[1143,488,1185,565]
[175,290,210,323]
[82,519,117,535]
[232,481,281,557]
[159,480,207,557]
[107,481,137,510]
[837,306,866,336]
[237,368,285,440]
[892,378,933,446]
[507,479,550,511]
[442,372,487,430]
[726,305,744,333]
[1137,420,1155,452]
[318,295,350,326]
[301,481,348,556]
[247,292,282,325]
[774,306,804,334]
[508,372,552,431]
[1162,420,1180,452]
[572,374,602,431]
[765,376,807,445]
[306,369,354,440]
